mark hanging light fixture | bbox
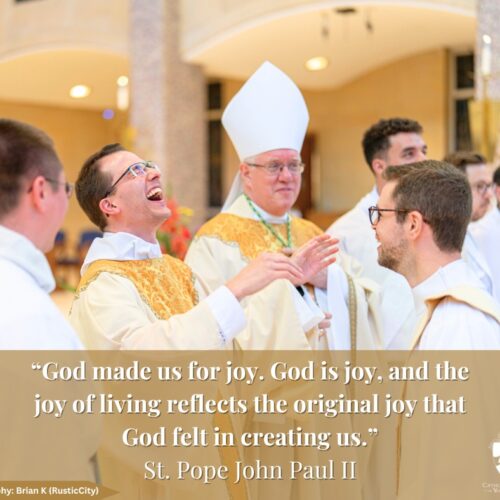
[305,12,330,72]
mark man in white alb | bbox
[470,165,500,300]
[376,161,500,500]
[444,151,497,300]
[0,118,82,350]
[373,160,500,349]
[327,118,427,348]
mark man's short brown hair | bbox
[442,151,486,174]
[494,166,500,186]
[384,160,471,252]
[362,117,423,171]
[0,119,62,219]
[76,143,125,231]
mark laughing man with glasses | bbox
[70,143,338,351]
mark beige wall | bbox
[308,48,449,212]
[0,100,127,247]
[221,48,448,214]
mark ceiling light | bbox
[117,75,129,87]
[305,57,329,71]
[69,85,91,99]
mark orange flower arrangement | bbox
[156,198,193,260]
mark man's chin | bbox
[378,253,398,272]
[156,208,172,223]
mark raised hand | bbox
[290,234,339,287]
[225,252,305,300]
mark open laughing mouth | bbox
[146,187,163,201]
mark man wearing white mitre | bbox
[186,61,383,351]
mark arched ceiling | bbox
[0,50,128,110]
[0,0,476,109]
[185,4,475,90]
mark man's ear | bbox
[29,176,48,213]
[99,198,119,218]
[372,157,386,177]
[406,210,425,241]
[239,162,252,189]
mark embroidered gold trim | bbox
[194,213,322,260]
[76,256,197,320]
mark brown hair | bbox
[75,143,125,230]
[0,119,62,219]
[494,166,500,186]
[442,151,486,174]
[384,160,471,252]
[362,118,423,171]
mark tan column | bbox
[129,0,207,227]
[476,0,500,100]
[475,0,500,160]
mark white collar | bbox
[0,225,55,293]
[81,231,162,275]
[412,259,481,315]
[228,194,290,224]
[357,185,379,212]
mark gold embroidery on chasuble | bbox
[76,256,198,319]
[195,213,323,260]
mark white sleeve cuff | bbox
[325,264,351,349]
[289,284,324,331]
[205,286,247,344]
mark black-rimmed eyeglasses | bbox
[471,181,494,196]
[104,161,159,197]
[368,206,410,225]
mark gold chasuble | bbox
[196,213,322,260]
[187,205,366,500]
[194,212,330,350]
[74,256,249,500]
[77,255,198,319]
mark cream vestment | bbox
[186,195,382,350]
[0,225,82,349]
[469,207,500,302]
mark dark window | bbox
[208,120,223,207]
[455,99,472,151]
[207,83,222,111]
[456,54,474,90]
